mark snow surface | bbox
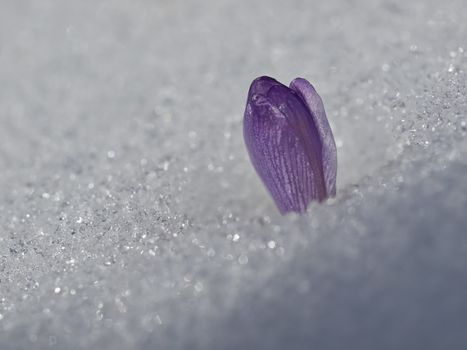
[0,0,466,349]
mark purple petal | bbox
[243,76,335,214]
[289,78,337,196]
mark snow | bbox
[0,0,466,349]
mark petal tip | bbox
[248,76,282,100]
[289,77,319,97]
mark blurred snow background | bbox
[0,0,466,349]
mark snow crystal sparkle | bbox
[243,76,337,214]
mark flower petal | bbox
[289,78,337,196]
[266,84,326,199]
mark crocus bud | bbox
[243,76,337,214]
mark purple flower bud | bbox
[243,76,337,214]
